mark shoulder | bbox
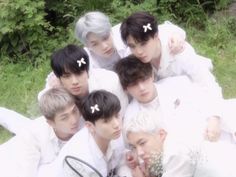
[89,69,119,87]
[112,23,121,34]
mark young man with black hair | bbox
[120,11,222,99]
[43,90,131,177]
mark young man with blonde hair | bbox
[0,88,83,177]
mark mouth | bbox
[142,157,151,164]
[113,130,121,136]
[71,126,79,132]
[140,92,149,97]
[104,48,114,55]
[139,56,149,63]
[71,87,81,92]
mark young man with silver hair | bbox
[75,11,186,71]
[123,110,236,177]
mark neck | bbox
[93,133,110,155]
[148,85,158,103]
[151,40,162,69]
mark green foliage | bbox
[155,0,232,28]
[187,17,236,98]
[109,0,158,24]
[0,0,52,64]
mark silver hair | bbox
[75,11,112,44]
[39,88,75,121]
[123,109,166,142]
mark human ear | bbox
[158,129,167,141]
[85,121,95,134]
[47,119,56,129]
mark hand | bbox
[47,73,61,88]
[131,166,146,177]
[168,33,185,55]
[126,151,139,170]
[205,116,221,142]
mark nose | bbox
[137,82,145,91]
[70,115,79,125]
[135,46,144,56]
[136,146,144,157]
[112,118,120,129]
[102,41,109,51]
[71,75,79,85]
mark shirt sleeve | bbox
[37,72,61,100]
[15,129,41,177]
[161,21,186,41]
[174,43,223,99]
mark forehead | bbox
[55,104,77,118]
[127,131,151,143]
[127,35,138,45]
[86,32,109,43]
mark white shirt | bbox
[162,134,199,177]
[38,68,128,117]
[157,21,222,99]
[162,134,236,177]
[124,76,218,139]
[0,117,66,177]
[45,127,131,177]
[86,23,131,71]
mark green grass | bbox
[0,16,236,144]
[0,60,51,143]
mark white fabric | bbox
[212,98,236,142]
[38,127,132,177]
[0,117,66,177]
[124,76,227,141]
[193,141,236,177]
[88,68,128,117]
[38,69,128,117]
[162,134,236,177]
[86,23,131,70]
[162,135,198,177]
[0,107,31,135]
[157,21,222,99]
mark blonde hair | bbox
[39,88,75,120]
[123,109,166,142]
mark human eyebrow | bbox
[136,138,146,145]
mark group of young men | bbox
[0,11,236,177]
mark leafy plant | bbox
[0,0,51,64]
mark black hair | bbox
[115,55,153,89]
[77,90,121,124]
[51,44,89,78]
[120,11,158,44]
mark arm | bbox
[174,44,222,99]
[37,72,61,100]
[0,107,30,134]
[160,21,186,55]
[15,129,41,177]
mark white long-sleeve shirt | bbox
[0,117,67,177]
[156,21,222,99]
